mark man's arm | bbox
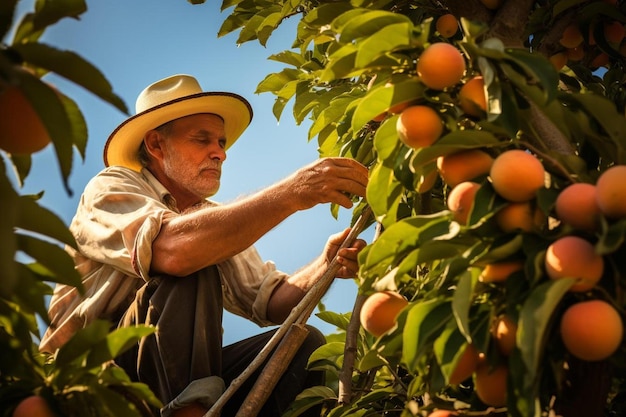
[150,157,368,277]
[266,228,367,324]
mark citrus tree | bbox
[213,0,626,416]
[1,1,159,416]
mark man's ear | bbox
[144,130,164,162]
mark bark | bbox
[555,357,613,417]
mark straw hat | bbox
[104,74,253,171]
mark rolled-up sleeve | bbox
[71,167,176,280]
[218,246,288,327]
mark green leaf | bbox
[308,342,345,364]
[505,48,559,104]
[315,310,351,330]
[54,320,111,368]
[0,164,19,296]
[10,69,75,192]
[256,10,282,46]
[85,325,155,369]
[12,42,127,114]
[402,299,451,374]
[255,68,301,95]
[569,93,626,163]
[283,386,337,417]
[320,44,358,82]
[433,322,468,385]
[410,130,502,168]
[518,278,574,385]
[363,213,451,275]
[16,195,75,248]
[12,263,53,323]
[366,161,404,222]
[597,219,626,255]
[355,22,413,68]
[451,269,478,342]
[15,233,82,289]
[89,383,146,417]
[12,0,86,44]
[373,115,402,161]
[357,348,387,372]
[352,78,424,133]
[0,0,18,41]
[338,10,411,42]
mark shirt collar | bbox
[140,168,179,212]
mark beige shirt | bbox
[40,166,287,353]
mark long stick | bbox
[204,206,373,417]
[234,324,310,417]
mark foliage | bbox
[0,1,159,415]
[214,0,626,416]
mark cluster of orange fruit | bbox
[360,30,626,412]
[550,0,625,70]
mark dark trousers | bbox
[115,267,325,416]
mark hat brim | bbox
[104,92,253,171]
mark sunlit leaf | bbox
[15,233,82,289]
[402,299,451,373]
[12,0,86,44]
[355,22,413,68]
[352,78,424,133]
[85,326,155,369]
[54,320,111,368]
[518,278,574,385]
[16,195,75,248]
[433,322,468,385]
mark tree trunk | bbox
[555,357,612,417]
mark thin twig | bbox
[338,221,382,405]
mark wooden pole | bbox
[204,206,373,417]
[234,324,310,417]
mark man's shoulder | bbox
[82,166,149,195]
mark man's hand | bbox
[286,157,369,211]
[324,228,367,278]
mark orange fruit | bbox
[560,299,623,361]
[604,20,626,45]
[495,201,543,233]
[544,236,604,292]
[560,24,584,48]
[449,343,480,385]
[436,149,493,188]
[360,291,408,337]
[12,396,55,417]
[479,260,524,283]
[459,76,487,117]
[396,105,443,149]
[417,170,439,194]
[596,165,626,218]
[0,85,52,155]
[417,43,466,90]
[474,362,508,407]
[436,14,459,38]
[549,52,568,71]
[566,46,585,61]
[493,315,517,356]
[490,150,545,202]
[555,183,601,232]
[447,181,480,225]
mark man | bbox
[39,74,369,417]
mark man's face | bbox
[159,113,227,200]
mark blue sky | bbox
[11,0,372,345]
